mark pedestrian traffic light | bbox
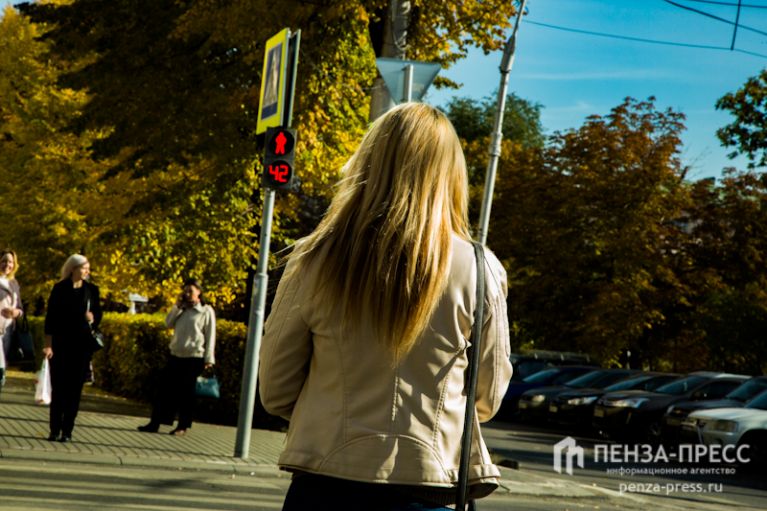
[263,127,296,190]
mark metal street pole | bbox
[234,189,275,458]
[235,30,300,459]
[403,64,414,102]
[477,0,527,245]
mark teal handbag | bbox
[195,375,220,399]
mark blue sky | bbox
[424,0,767,181]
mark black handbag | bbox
[8,314,34,362]
[455,241,486,511]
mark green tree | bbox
[443,92,545,235]
[484,98,691,365]
[443,93,544,148]
[0,5,111,301]
[716,68,767,169]
[684,172,767,374]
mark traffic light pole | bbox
[234,189,275,458]
[234,29,300,459]
[477,0,526,245]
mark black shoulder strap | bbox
[456,241,486,510]
[83,282,92,310]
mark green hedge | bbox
[27,313,279,427]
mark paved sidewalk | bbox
[2,371,752,510]
[0,372,286,476]
[0,371,605,498]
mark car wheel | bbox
[737,431,767,472]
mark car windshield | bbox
[645,376,678,391]
[565,371,611,389]
[655,375,709,395]
[515,360,550,380]
[604,375,651,392]
[745,390,767,410]
[726,379,767,402]
[523,368,559,384]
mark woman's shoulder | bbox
[85,281,100,292]
[450,234,505,271]
[450,234,507,297]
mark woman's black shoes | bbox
[58,435,71,443]
[169,427,187,436]
[48,433,71,442]
[47,433,58,441]
[137,422,159,433]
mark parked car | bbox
[510,351,594,381]
[663,376,767,444]
[518,369,637,423]
[497,365,597,419]
[549,372,680,434]
[593,372,750,443]
[683,389,767,470]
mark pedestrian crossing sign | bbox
[256,29,290,135]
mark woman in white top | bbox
[138,278,216,436]
[0,250,24,394]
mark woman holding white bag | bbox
[43,254,102,443]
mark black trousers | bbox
[49,346,91,437]
[282,474,454,511]
[151,355,204,429]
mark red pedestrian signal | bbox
[263,127,296,190]
[274,131,287,154]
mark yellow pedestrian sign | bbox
[256,28,290,135]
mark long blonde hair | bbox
[288,103,470,359]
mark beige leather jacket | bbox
[259,235,512,488]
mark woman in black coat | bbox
[42,254,102,442]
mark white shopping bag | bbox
[35,359,51,405]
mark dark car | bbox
[663,376,767,444]
[497,365,597,419]
[549,372,680,434]
[593,372,750,443]
[510,351,594,381]
[518,369,637,423]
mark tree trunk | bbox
[369,0,411,121]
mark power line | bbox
[523,19,767,59]
[663,0,767,37]
[731,0,743,50]
[677,0,767,8]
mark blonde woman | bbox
[259,103,512,510]
[0,250,24,394]
[43,254,102,442]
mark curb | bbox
[0,448,289,478]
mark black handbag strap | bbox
[456,241,486,510]
[83,283,93,313]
